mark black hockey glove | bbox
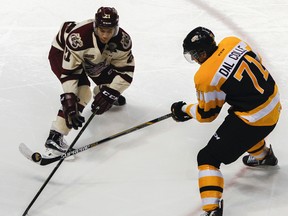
[60,93,85,130]
[171,101,192,122]
[91,86,120,115]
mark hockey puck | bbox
[32,152,42,162]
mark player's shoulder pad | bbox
[65,19,94,51]
[220,36,241,44]
[109,28,132,51]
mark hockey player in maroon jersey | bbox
[45,7,135,155]
[171,27,281,216]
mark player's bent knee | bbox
[197,147,221,168]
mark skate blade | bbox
[44,148,76,161]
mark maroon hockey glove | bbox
[60,93,85,129]
[171,101,192,122]
[91,86,120,115]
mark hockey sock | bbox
[198,164,224,212]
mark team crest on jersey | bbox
[121,31,131,49]
[84,59,110,77]
[68,33,83,49]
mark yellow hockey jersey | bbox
[185,36,281,126]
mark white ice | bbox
[1,0,288,215]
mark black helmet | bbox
[95,7,119,28]
[183,27,217,64]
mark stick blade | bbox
[19,143,43,165]
[19,143,34,161]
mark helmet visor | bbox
[183,50,198,63]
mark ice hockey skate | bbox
[114,95,126,106]
[44,130,75,160]
[201,200,223,216]
[242,145,278,167]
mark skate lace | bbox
[247,155,257,163]
[57,137,68,148]
[51,131,68,148]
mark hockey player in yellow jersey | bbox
[171,27,281,216]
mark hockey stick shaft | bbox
[40,113,172,165]
[22,112,97,216]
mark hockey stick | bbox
[20,113,172,166]
[22,112,172,215]
[22,111,97,216]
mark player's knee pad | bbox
[197,147,221,169]
[77,85,92,108]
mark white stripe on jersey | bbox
[198,90,226,103]
[239,92,280,123]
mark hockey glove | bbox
[171,101,192,122]
[60,93,85,129]
[91,86,120,115]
